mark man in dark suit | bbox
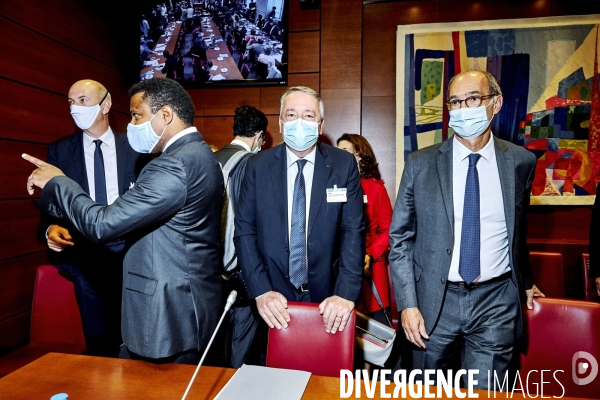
[215,105,267,368]
[234,86,365,336]
[24,78,224,364]
[389,70,544,388]
[44,79,143,357]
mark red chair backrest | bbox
[520,298,600,398]
[30,265,85,348]
[266,302,355,377]
[582,253,597,301]
[529,251,565,298]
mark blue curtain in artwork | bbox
[491,54,530,145]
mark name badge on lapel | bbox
[326,185,347,203]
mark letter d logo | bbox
[572,351,598,386]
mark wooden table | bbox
[0,353,590,399]
[140,22,182,79]
[201,18,243,80]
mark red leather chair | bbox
[520,298,600,398]
[582,253,598,301]
[266,302,355,377]
[0,265,86,377]
[529,251,565,298]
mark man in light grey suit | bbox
[389,70,544,388]
[24,78,224,364]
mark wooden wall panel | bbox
[0,18,128,113]
[2,79,76,144]
[528,206,593,242]
[320,89,362,145]
[265,116,283,148]
[0,0,117,68]
[0,253,47,321]
[188,89,205,117]
[0,141,48,200]
[0,312,30,356]
[0,200,46,260]
[362,96,397,204]
[288,31,320,73]
[201,117,235,150]
[289,0,320,32]
[203,88,261,116]
[260,73,320,115]
[320,0,362,90]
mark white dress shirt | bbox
[163,126,197,152]
[286,146,316,241]
[448,134,511,282]
[82,128,119,205]
[230,139,251,152]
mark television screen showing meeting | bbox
[139,0,288,88]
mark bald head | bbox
[68,79,112,137]
[447,70,502,100]
[68,79,111,105]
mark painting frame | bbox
[396,14,600,205]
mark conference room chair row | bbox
[0,264,598,399]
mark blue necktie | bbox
[289,159,308,289]
[93,139,108,206]
[459,153,481,284]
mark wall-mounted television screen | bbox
[139,0,287,88]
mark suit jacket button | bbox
[441,278,445,283]
[284,247,288,252]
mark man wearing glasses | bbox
[389,70,544,388]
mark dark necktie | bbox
[93,139,108,206]
[289,159,308,289]
[459,153,481,284]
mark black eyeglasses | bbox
[446,94,497,110]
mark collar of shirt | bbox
[163,126,197,152]
[452,132,495,164]
[83,127,114,150]
[231,139,251,152]
[285,145,316,169]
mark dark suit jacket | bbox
[388,136,536,338]
[44,131,144,256]
[215,144,251,210]
[234,142,365,304]
[40,132,225,359]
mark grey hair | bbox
[279,86,324,120]
[447,70,503,99]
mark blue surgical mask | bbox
[127,112,166,153]
[282,119,319,151]
[449,99,495,139]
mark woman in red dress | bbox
[337,134,393,326]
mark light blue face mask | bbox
[282,118,320,151]
[126,111,166,153]
[449,98,495,140]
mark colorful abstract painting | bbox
[396,15,600,205]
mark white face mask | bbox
[449,98,495,140]
[70,92,108,131]
[126,111,167,153]
[282,119,319,151]
[71,104,101,131]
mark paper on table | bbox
[211,74,226,81]
[210,65,218,71]
[219,54,229,58]
[214,365,310,400]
